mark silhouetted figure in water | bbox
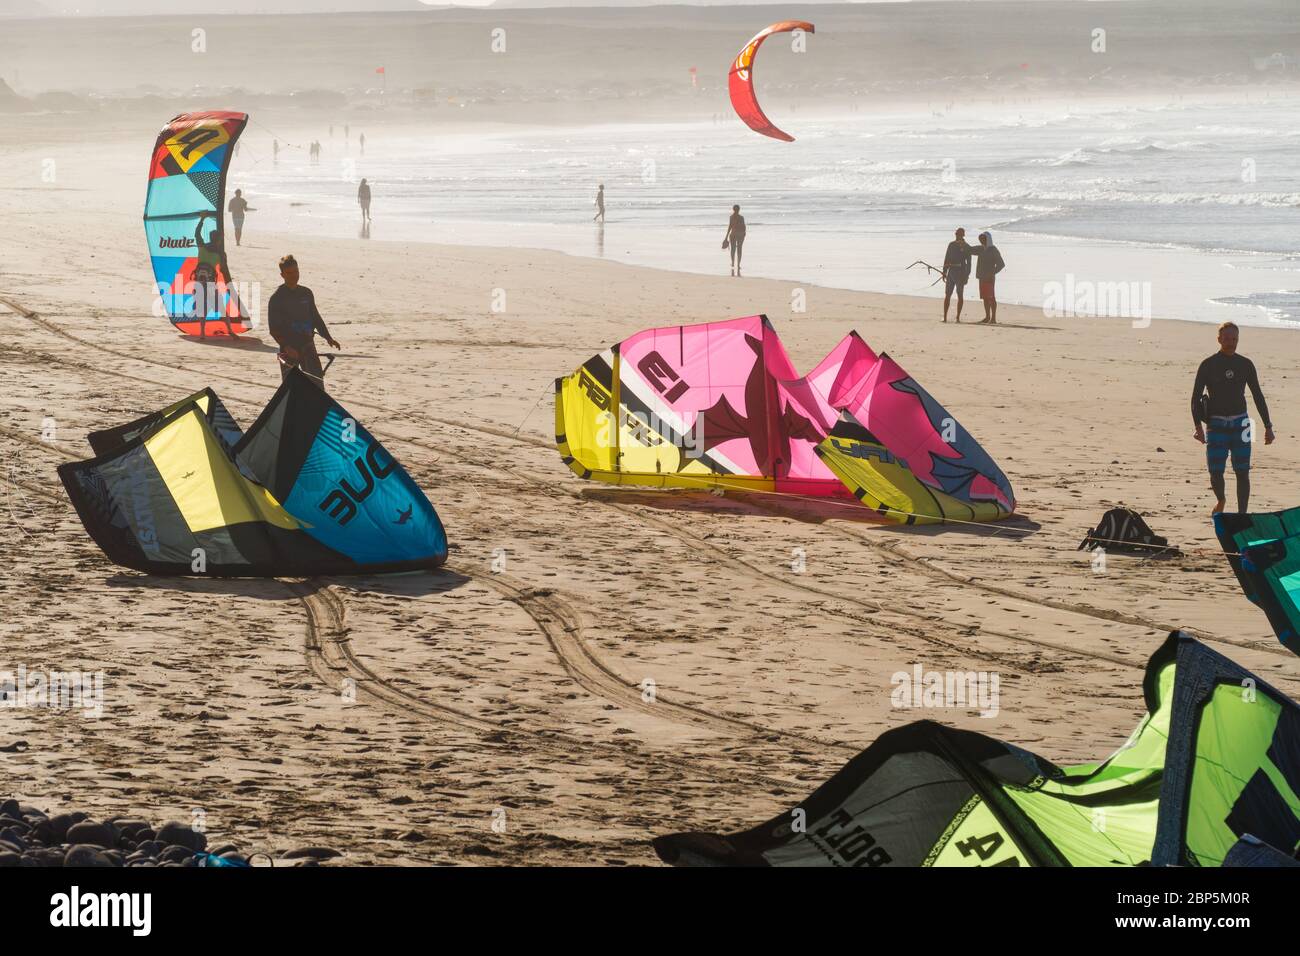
[358,178,372,223]
[723,205,746,277]
[593,183,605,223]
[272,139,279,163]
[359,132,365,156]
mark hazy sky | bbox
[16,0,1085,17]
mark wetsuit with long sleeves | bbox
[1192,350,1271,509]
[268,284,333,381]
[1191,352,1271,430]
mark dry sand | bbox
[2,118,1300,866]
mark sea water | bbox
[234,93,1300,328]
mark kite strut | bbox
[907,260,948,287]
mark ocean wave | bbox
[797,170,1300,208]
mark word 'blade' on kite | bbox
[145,110,251,338]
[728,21,815,143]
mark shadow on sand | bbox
[106,567,472,600]
[579,486,1041,539]
[179,334,279,355]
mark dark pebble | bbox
[49,812,86,841]
[111,819,153,840]
[136,840,166,858]
[157,821,206,851]
[0,836,24,854]
[0,851,19,867]
[160,845,195,863]
[0,799,19,819]
[28,820,53,844]
[397,830,427,843]
[64,844,114,867]
[66,821,116,849]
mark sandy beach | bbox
[3,109,1300,864]
[1,0,1299,869]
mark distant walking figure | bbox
[723,205,746,277]
[357,178,372,223]
[970,230,1005,324]
[593,184,605,223]
[228,189,250,246]
[272,139,279,162]
[359,132,366,156]
[1192,321,1275,514]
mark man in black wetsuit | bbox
[1191,321,1275,513]
[267,255,340,384]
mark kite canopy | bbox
[234,369,447,569]
[1214,508,1300,656]
[145,111,250,337]
[654,632,1300,867]
[815,352,1017,523]
[554,317,1015,523]
[555,316,874,496]
[87,387,243,458]
[728,20,814,142]
[59,371,447,576]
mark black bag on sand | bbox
[1078,507,1181,556]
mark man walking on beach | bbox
[228,189,250,246]
[942,227,975,323]
[593,184,605,223]
[724,204,746,277]
[357,179,372,224]
[1192,321,1274,513]
[268,254,341,385]
[970,231,1005,324]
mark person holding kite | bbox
[268,254,341,385]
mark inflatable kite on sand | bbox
[59,370,448,576]
[554,315,1015,523]
[728,21,814,142]
[1215,508,1300,657]
[144,111,251,337]
[655,632,1300,867]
